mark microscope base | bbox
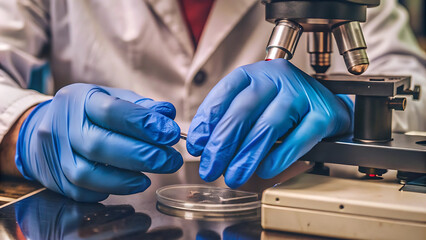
[261,174,426,240]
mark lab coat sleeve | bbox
[362,0,426,132]
[0,0,52,143]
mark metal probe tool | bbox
[179,132,284,144]
[180,132,188,141]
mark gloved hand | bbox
[187,59,353,188]
[16,83,183,202]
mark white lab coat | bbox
[0,0,425,160]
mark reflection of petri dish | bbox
[156,184,260,213]
[156,202,260,221]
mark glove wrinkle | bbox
[186,68,251,156]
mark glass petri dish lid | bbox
[156,184,260,213]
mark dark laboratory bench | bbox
[0,161,329,240]
[0,176,42,206]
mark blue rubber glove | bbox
[187,59,353,188]
[16,83,183,202]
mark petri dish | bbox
[156,184,260,213]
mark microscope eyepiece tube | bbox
[332,21,369,75]
[265,20,303,60]
[308,32,332,73]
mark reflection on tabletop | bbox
[8,191,261,240]
[0,161,334,239]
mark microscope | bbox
[260,1,426,239]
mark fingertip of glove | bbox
[169,152,184,173]
[135,99,176,119]
[165,133,180,146]
[151,102,177,119]
[186,128,208,156]
[151,116,180,145]
[135,178,151,193]
[200,175,215,183]
[255,166,277,180]
[135,98,176,119]
[224,166,251,189]
[224,176,243,189]
[199,168,216,183]
[186,140,203,156]
[164,122,181,146]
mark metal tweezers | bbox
[179,132,283,144]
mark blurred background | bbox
[23,0,426,96]
[399,0,426,51]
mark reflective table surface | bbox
[0,161,329,240]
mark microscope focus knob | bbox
[397,85,421,100]
[388,97,407,111]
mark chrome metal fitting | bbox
[332,21,369,75]
[265,20,303,60]
[308,32,332,73]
